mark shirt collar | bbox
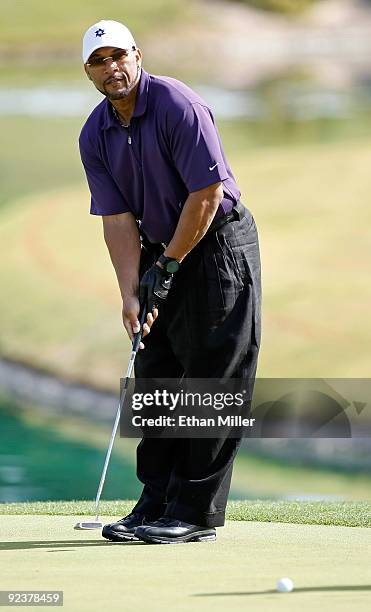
[102,68,150,130]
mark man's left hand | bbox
[139,264,174,312]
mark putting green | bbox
[1,515,370,611]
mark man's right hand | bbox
[122,295,158,350]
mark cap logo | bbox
[95,28,105,37]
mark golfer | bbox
[80,20,262,544]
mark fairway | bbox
[1,138,371,385]
[2,4,371,612]
[1,514,370,612]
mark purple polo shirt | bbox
[79,68,241,244]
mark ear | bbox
[135,48,143,65]
[84,64,93,81]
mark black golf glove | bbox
[139,264,174,312]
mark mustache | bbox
[105,73,126,86]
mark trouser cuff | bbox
[164,502,226,527]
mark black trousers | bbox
[132,204,262,527]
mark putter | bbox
[74,306,147,530]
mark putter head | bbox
[74,521,103,530]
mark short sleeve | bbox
[169,102,228,193]
[79,132,130,216]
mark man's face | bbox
[84,46,142,100]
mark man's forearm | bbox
[163,182,223,262]
[102,212,141,300]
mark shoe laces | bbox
[119,512,141,522]
[152,516,175,526]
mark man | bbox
[80,20,262,544]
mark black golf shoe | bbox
[135,517,217,544]
[102,512,153,542]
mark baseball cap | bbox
[82,20,136,64]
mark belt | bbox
[206,200,245,234]
[139,200,246,252]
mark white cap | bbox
[82,20,136,64]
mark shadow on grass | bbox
[194,585,371,597]
[0,540,145,551]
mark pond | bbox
[1,72,370,123]
[0,398,141,503]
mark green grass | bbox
[1,135,370,381]
[0,0,194,46]
[232,450,371,502]
[227,500,371,527]
[0,500,369,527]
[2,109,371,207]
[220,112,371,152]
[0,117,84,207]
[0,0,198,84]
[2,516,370,612]
[3,114,371,209]
[236,0,317,14]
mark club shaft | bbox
[94,310,146,520]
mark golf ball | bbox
[276,577,294,592]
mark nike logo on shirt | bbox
[209,162,219,171]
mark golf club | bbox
[74,305,147,530]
